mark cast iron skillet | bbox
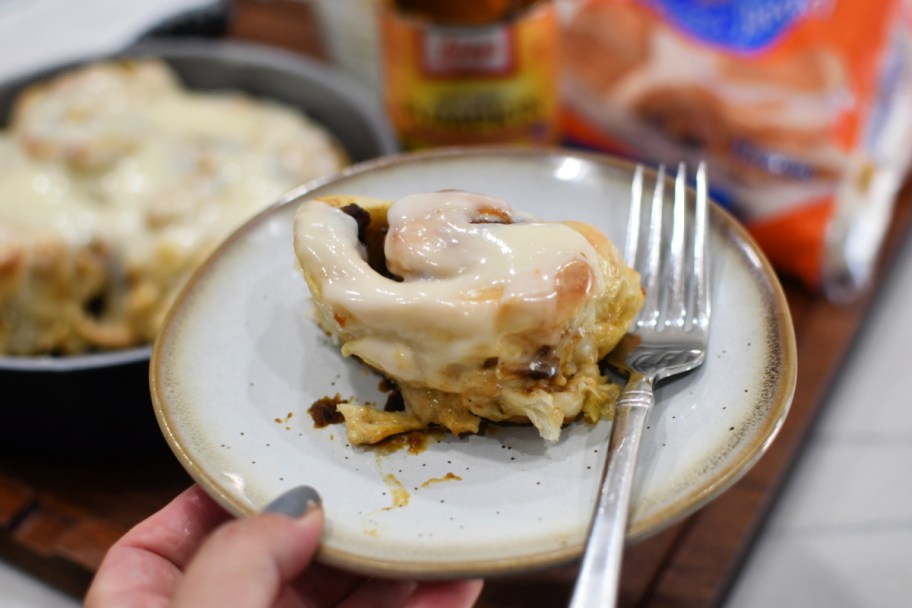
[0,39,398,454]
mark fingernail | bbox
[264,486,322,517]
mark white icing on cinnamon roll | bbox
[294,191,643,442]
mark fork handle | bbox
[570,373,655,608]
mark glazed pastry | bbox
[294,191,644,443]
[0,59,347,355]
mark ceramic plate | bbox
[151,147,796,579]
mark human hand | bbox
[85,484,483,607]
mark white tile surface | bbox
[0,0,218,82]
[725,235,912,608]
[725,528,912,607]
[0,561,80,608]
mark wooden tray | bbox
[3,3,912,605]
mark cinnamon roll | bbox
[0,59,347,355]
[293,191,644,443]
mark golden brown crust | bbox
[0,232,127,355]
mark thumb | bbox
[173,486,323,608]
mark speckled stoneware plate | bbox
[151,147,797,579]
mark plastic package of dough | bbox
[559,0,912,299]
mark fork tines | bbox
[625,162,710,334]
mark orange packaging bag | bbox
[559,0,912,299]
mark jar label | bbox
[421,27,515,76]
[382,4,559,148]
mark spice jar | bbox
[380,0,559,149]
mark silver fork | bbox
[569,162,711,608]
